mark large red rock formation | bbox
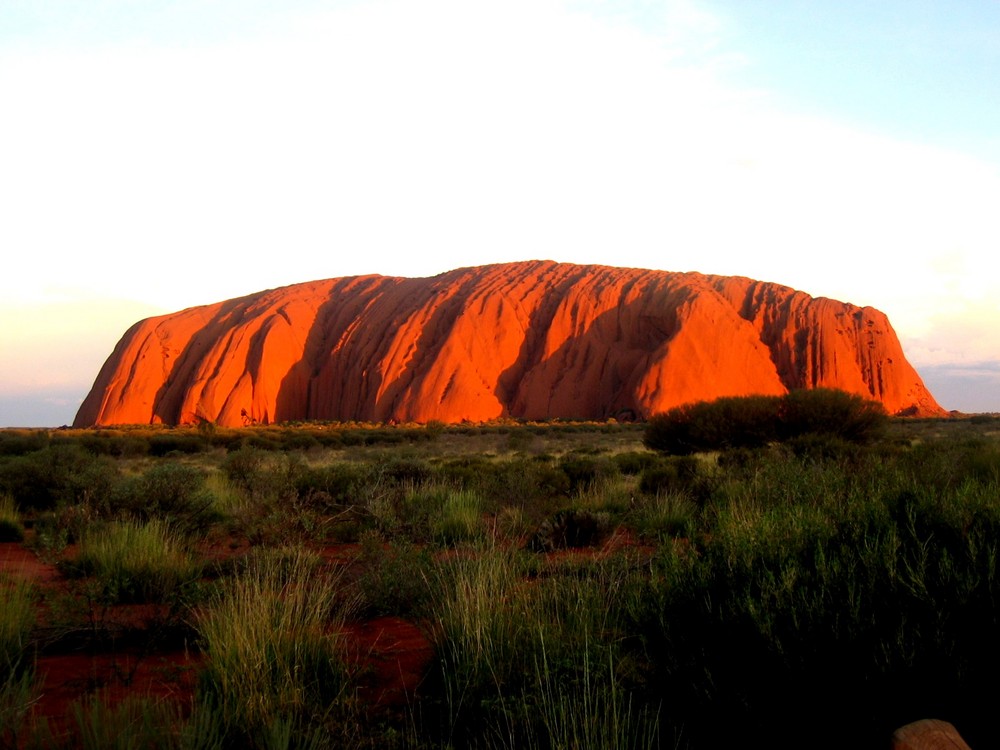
[74,261,944,427]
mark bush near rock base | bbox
[644,389,888,455]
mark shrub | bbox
[480,457,572,504]
[109,462,217,534]
[962,440,1000,484]
[573,475,634,513]
[221,447,302,502]
[0,572,35,744]
[0,430,49,457]
[0,444,118,511]
[379,456,432,485]
[777,388,888,443]
[525,509,612,552]
[75,431,150,458]
[355,533,434,617]
[626,452,1000,749]
[202,472,244,517]
[644,395,781,455]
[644,390,888,455]
[432,455,494,489]
[638,456,702,496]
[0,670,36,748]
[633,491,698,539]
[426,546,652,747]
[612,451,658,476]
[147,431,207,456]
[558,455,618,493]
[429,545,527,712]
[530,638,660,750]
[294,462,369,506]
[221,445,268,494]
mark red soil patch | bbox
[34,649,202,718]
[318,543,363,567]
[30,647,203,736]
[343,616,434,712]
[0,541,60,584]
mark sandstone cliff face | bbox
[74,261,944,427]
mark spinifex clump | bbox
[196,547,354,739]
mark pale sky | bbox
[2,0,999,425]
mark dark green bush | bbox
[644,395,781,455]
[355,535,434,617]
[221,445,268,493]
[379,456,432,485]
[294,463,369,506]
[525,508,611,552]
[715,445,772,472]
[222,446,305,504]
[638,456,703,496]
[0,494,23,542]
[275,429,320,451]
[0,445,119,511]
[898,438,1000,493]
[74,431,150,457]
[438,456,570,509]
[644,390,888,455]
[612,450,658,475]
[785,433,863,462]
[777,388,888,443]
[557,454,617,493]
[432,455,495,489]
[109,462,218,534]
[362,428,406,446]
[969,414,998,425]
[963,440,1000,484]
[0,430,49,457]
[147,431,208,456]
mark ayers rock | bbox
[74,261,944,427]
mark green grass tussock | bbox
[196,547,355,741]
[0,573,36,744]
[0,493,24,542]
[71,519,202,603]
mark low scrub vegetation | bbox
[0,414,997,747]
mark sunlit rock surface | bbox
[74,261,944,427]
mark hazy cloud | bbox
[2,0,999,420]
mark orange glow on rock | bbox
[74,261,945,427]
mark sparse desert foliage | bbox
[0,415,996,748]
